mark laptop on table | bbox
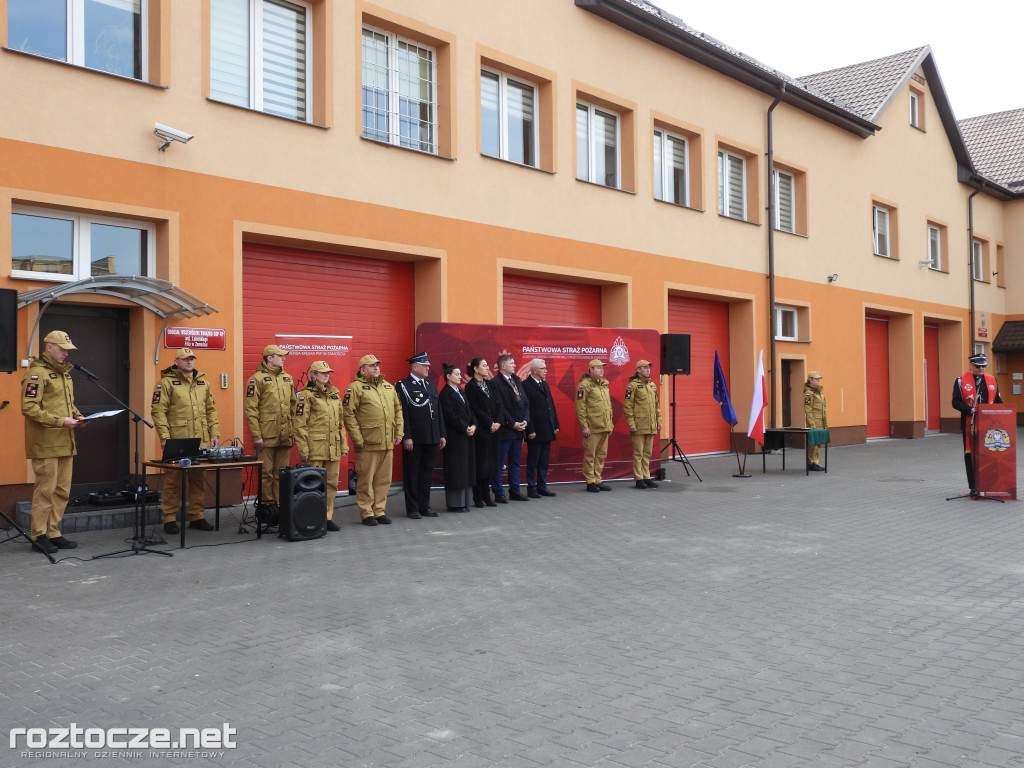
[160,438,202,463]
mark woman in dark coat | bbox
[464,357,504,508]
[438,363,477,512]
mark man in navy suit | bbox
[397,352,446,518]
[491,354,531,502]
[523,358,559,498]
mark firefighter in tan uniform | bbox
[245,344,297,505]
[623,359,661,489]
[342,354,403,526]
[575,359,614,492]
[151,349,220,533]
[21,330,88,554]
[803,371,827,471]
[294,361,348,531]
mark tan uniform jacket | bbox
[244,362,297,446]
[803,383,827,428]
[22,355,82,459]
[575,373,614,433]
[151,366,220,447]
[342,374,403,450]
[294,381,348,461]
[623,375,661,434]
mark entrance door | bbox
[40,305,131,495]
[865,316,891,438]
[924,325,940,431]
[781,360,793,427]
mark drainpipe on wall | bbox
[766,84,785,428]
[968,188,979,354]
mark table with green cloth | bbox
[761,427,830,475]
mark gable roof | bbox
[959,109,1024,195]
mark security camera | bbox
[154,122,194,151]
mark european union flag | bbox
[713,351,738,426]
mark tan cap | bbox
[359,354,381,367]
[310,360,334,373]
[808,371,823,379]
[263,344,289,357]
[636,359,652,368]
[175,348,197,360]
[588,359,606,368]
[43,330,76,350]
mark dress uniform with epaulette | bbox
[341,354,403,525]
[21,330,85,553]
[575,359,614,492]
[623,359,661,489]
[294,361,348,531]
[396,352,447,518]
[244,344,297,504]
[151,348,220,533]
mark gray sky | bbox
[651,0,1022,120]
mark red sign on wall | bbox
[165,327,226,350]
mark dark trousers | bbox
[526,440,552,491]
[964,450,975,491]
[402,443,436,515]
[492,438,523,497]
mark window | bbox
[362,26,437,153]
[773,169,795,233]
[926,223,945,270]
[11,206,154,282]
[718,150,745,219]
[8,0,147,80]
[972,239,988,281]
[774,306,798,341]
[576,102,619,188]
[653,129,688,206]
[481,68,537,167]
[996,244,1005,287]
[873,204,897,258]
[210,0,311,121]
[909,91,920,128]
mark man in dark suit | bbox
[491,354,530,502]
[397,352,446,518]
[523,358,559,498]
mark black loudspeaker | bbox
[278,466,327,541]
[0,288,16,373]
[660,333,691,375]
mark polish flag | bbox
[747,350,767,446]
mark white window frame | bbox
[927,225,942,270]
[210,0,312,122]
[480,67,539,168]
[972,239,985,281]
[774,306,799,341]
[873,205,891,257]
[576,101,621,189]
[718,150,746,220]
[361,25,438,153]
[653,128,689,206]
[9,0,149,80]
[11,205,156,283]
[909,91,920,128]
[773,168,795,233]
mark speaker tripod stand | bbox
[660,373,701,481]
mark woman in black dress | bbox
[438,363,477,512]
[464,357,504,507]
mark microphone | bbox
[0,400,9,411]
[73,363,99,380]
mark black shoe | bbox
[643,479,659,488]
[422,510,439,517]
[189,518,215,531]
[527,489,541,499]
[635,480,648,489]
[163,521,180,534]
[325,520,341,532]
[597,483,613,491]
[495,495,508,504]
[474,498,485,508]
[407,512,422,519]
[509,492,529,501]
[808,464,825,472]
[50,536,78,549]
[32,535,58,555]
[538,488,557,497]
[362,517,378,526]
[447,506,467,512]
[586,483,601,493]
[377,515,393,525]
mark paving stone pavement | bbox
[2,433,1024,768]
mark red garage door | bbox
[503,275,602,326]
[865,316,891,438]
[243,243,415,481]
[667,296,731,454]
[925,325,940,431]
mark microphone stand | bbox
[74,365,173,559]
